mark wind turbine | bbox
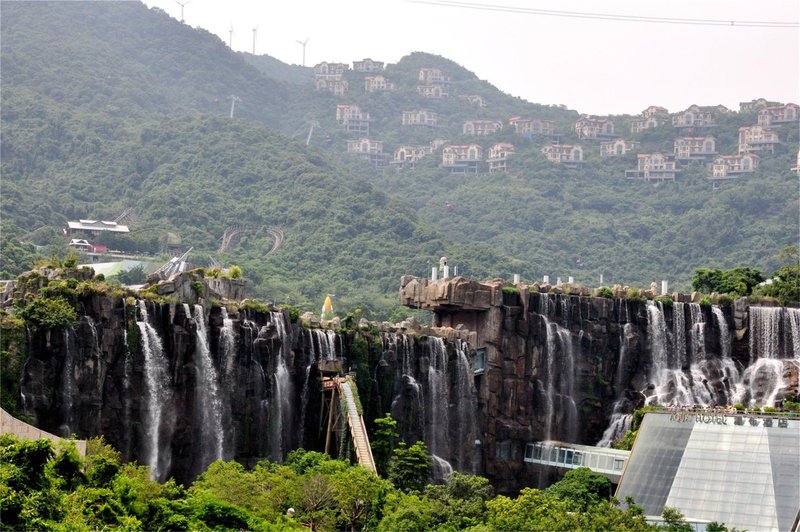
[252,26,258,55]
[175,0,191,23]
[296,37,309,67]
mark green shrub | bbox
[17,297,77,331]
[654,295,673,307]
[282,305,300,323]
[762,406,776,413]
[240,300,269,314]
[698,296,712,307]
[190,280,205,298]
[501,286,519,295]
[717,294,733,308]
[733,403,745,411]
[227,265,243,279]
[626,288,646,303]
[596,287,614,299]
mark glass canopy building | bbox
[616,412,800,531]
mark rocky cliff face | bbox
[6,274,799,493]
[399,276,800,493]
[10,291,479,485]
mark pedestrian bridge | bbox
[524,441,630,482]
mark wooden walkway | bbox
[339,381,377,473]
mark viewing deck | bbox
[524,441,630,482]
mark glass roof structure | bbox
[616,412,800,532]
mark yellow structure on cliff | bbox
[321,295,334,321]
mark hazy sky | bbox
[142,0,799,115]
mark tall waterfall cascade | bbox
[136,301,172,481]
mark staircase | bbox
[339,381,377,473]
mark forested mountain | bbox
[1,1,797,318]
[0,1,523,317]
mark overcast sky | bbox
[142,0,799,115]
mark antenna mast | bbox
[252,26,258,55]
[229,24,234,49]
[175,0,191,23]
[296,37,309,67]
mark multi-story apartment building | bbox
[630,106,669,133]
[363,75,395,93]
[757,103,799,126]
[463,120,502,136]
[486,143,515,173]
[575,117,615,139]
[316,79,349,95]
[335,104,370,134]
[600,139,640,157]
[738,125,780,154]
[672,105,715,128]
[418,67,449,84]
[542,144,584,165]
[626,153,678,181]
[352,58,384,72]
[508,117,555,136]
[442,144,483,173]
[710,153,759,179]
[674,136,717,160]
[417,84,449,99]
[346,138,387,167]
[402,109,438,127]
[391,145,428,169]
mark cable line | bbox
[407,0,800,28]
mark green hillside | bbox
[278,52,798,289]
[1,1,797,314]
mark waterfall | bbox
[137,301,172,481]
[788,308,800,358]
[598,323,634,447]
[426,337,451,481]
[645,303,668,401]
[749,306,781,361]
[454,340,477,474]
[712,306,731,360]
[542,318,557,440]
[309,328,338,360]
[270,311,293,462]
[673,303,687,368]
[688,304,706,362]
[539,311,578,442]
[597,405,632,448]
[733,306,798,407]
[61,328,75,437]
[220,308,237,382]
[191,304,224,467]
[432,455,454,482]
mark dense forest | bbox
[1,1,797,319]
[2,433,714,531]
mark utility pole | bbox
[175,0,191,23]
[229,95,240,118]
[252,26,258,55]
[296,37,309,67]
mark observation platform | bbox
[524,441,630,482]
